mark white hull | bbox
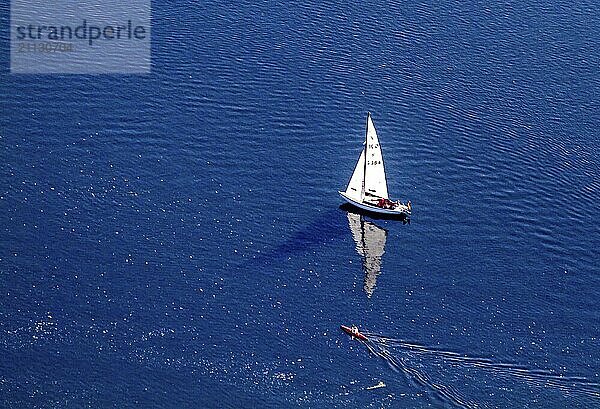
[339,191,411,216]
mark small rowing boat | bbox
[340,325,368,341]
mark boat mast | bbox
[362,113,369,200]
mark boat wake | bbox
[359,332,600,408]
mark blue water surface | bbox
[1,1,599,407]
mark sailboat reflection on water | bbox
[346,212,387,298]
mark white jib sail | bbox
[343,148,366,202]
[363,114,389,200]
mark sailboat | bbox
[339,113,412,216]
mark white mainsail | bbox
[363,114,389,200]
[343,113,389,203]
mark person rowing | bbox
[340,325,368,341]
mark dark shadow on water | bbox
[236,205,409,271]
[235,209,346,270]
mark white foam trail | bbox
[360,333,600,408]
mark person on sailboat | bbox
[378,198,396,209]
